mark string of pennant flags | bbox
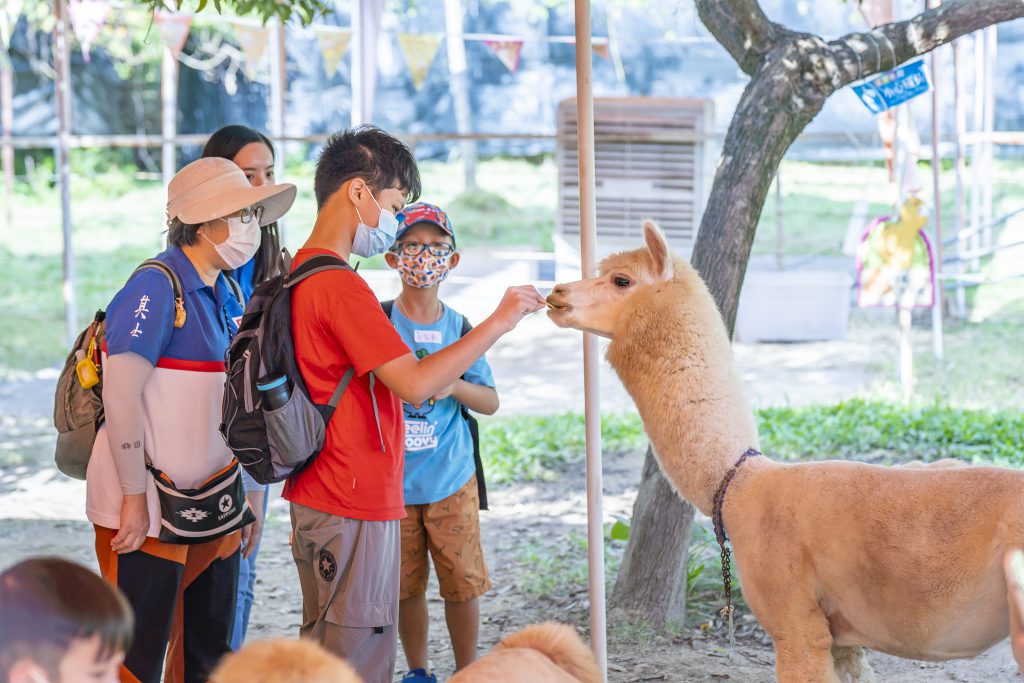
[3,2,613,91]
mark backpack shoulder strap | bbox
[460,314,472,337]
[133,259,184,300]
[381,299,395,319]
[284,254,353,288]
[131,259,187,329]
[224,274,244,306]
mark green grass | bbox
[0,246,154,372]
[514,529,624,606]
[758,399,1024,466]
[871,317,1024,411]
[480,412,647,483]
[479,401,1024,483]
[753,158,1024,258]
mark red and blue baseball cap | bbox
[396,202,456,246]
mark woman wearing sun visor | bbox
[85,157,296,683]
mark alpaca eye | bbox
[613,276,632,287]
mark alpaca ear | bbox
[643,219,673,280]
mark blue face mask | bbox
[352,188,399,258]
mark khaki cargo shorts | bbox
[399,475,492,602]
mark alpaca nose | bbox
[552,285,566,296]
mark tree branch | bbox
[830,0,1024,88]
[695,0,787,75]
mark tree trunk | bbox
[610,445,694,630]
[691,47,820,331]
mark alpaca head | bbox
[547,220,676,338]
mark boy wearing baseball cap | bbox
[383,203,497,682]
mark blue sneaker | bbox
[401,669,437,683]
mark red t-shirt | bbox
[282,248,412,520]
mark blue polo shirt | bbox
[231,258,257,302]
[86,246,244,537]
[106,246,242,366]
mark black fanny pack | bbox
[148,459,255,545]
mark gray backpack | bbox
[221,253,384,484]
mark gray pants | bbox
[290,503,400,683]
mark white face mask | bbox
[202,215,261,270]
[352,189,399,258]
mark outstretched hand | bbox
[490,285,547,333]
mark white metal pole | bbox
[952,40,967,316]
[1,62,13,235]
[443,0,477,190]
[269,18,286,242]
[54,0,76,345]
[573,1,607,678]
[981,26,996,246]
[160,36,178,191]
[899,307,913,402]
[969,34,983,273]
[351,0,364,126]
[351,0,381,127]
[927,0,943,360]
[269,17,286,176]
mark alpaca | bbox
[210,638,361,683]
[1006,549,1024,672]
[448,622,602,683]
[546,220,1024,682]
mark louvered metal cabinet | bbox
[555,97,715,277]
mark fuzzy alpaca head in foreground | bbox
[449,622,601,683]
[211,639,361,683]
[547,221,1024,682]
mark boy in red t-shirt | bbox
[286,125,546,683]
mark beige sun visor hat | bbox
[166,157,297,226]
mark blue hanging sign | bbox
[852,59,931,114]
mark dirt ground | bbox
[0,302,1020,681]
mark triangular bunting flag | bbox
[315,27,352,79]
[593,42,610,60]
[1,0,24,54]
[235,23,270,80]
[67,0,110,62]
[483,39,523,74]
[397,33,442,90]
[154,11,192,59]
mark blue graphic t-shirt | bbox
[388,303,494,505]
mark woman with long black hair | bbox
[201,125,281,649]
[202,125,283,299]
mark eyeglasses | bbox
[239,205,265,225]
[390,241,455,258]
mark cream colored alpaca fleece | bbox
[546,221,1024,682]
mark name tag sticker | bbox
[414,330,442,344]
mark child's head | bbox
[0,558,133,683]
[385,203,459,289]
[211,638,362,683]
[314,125,421,215]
